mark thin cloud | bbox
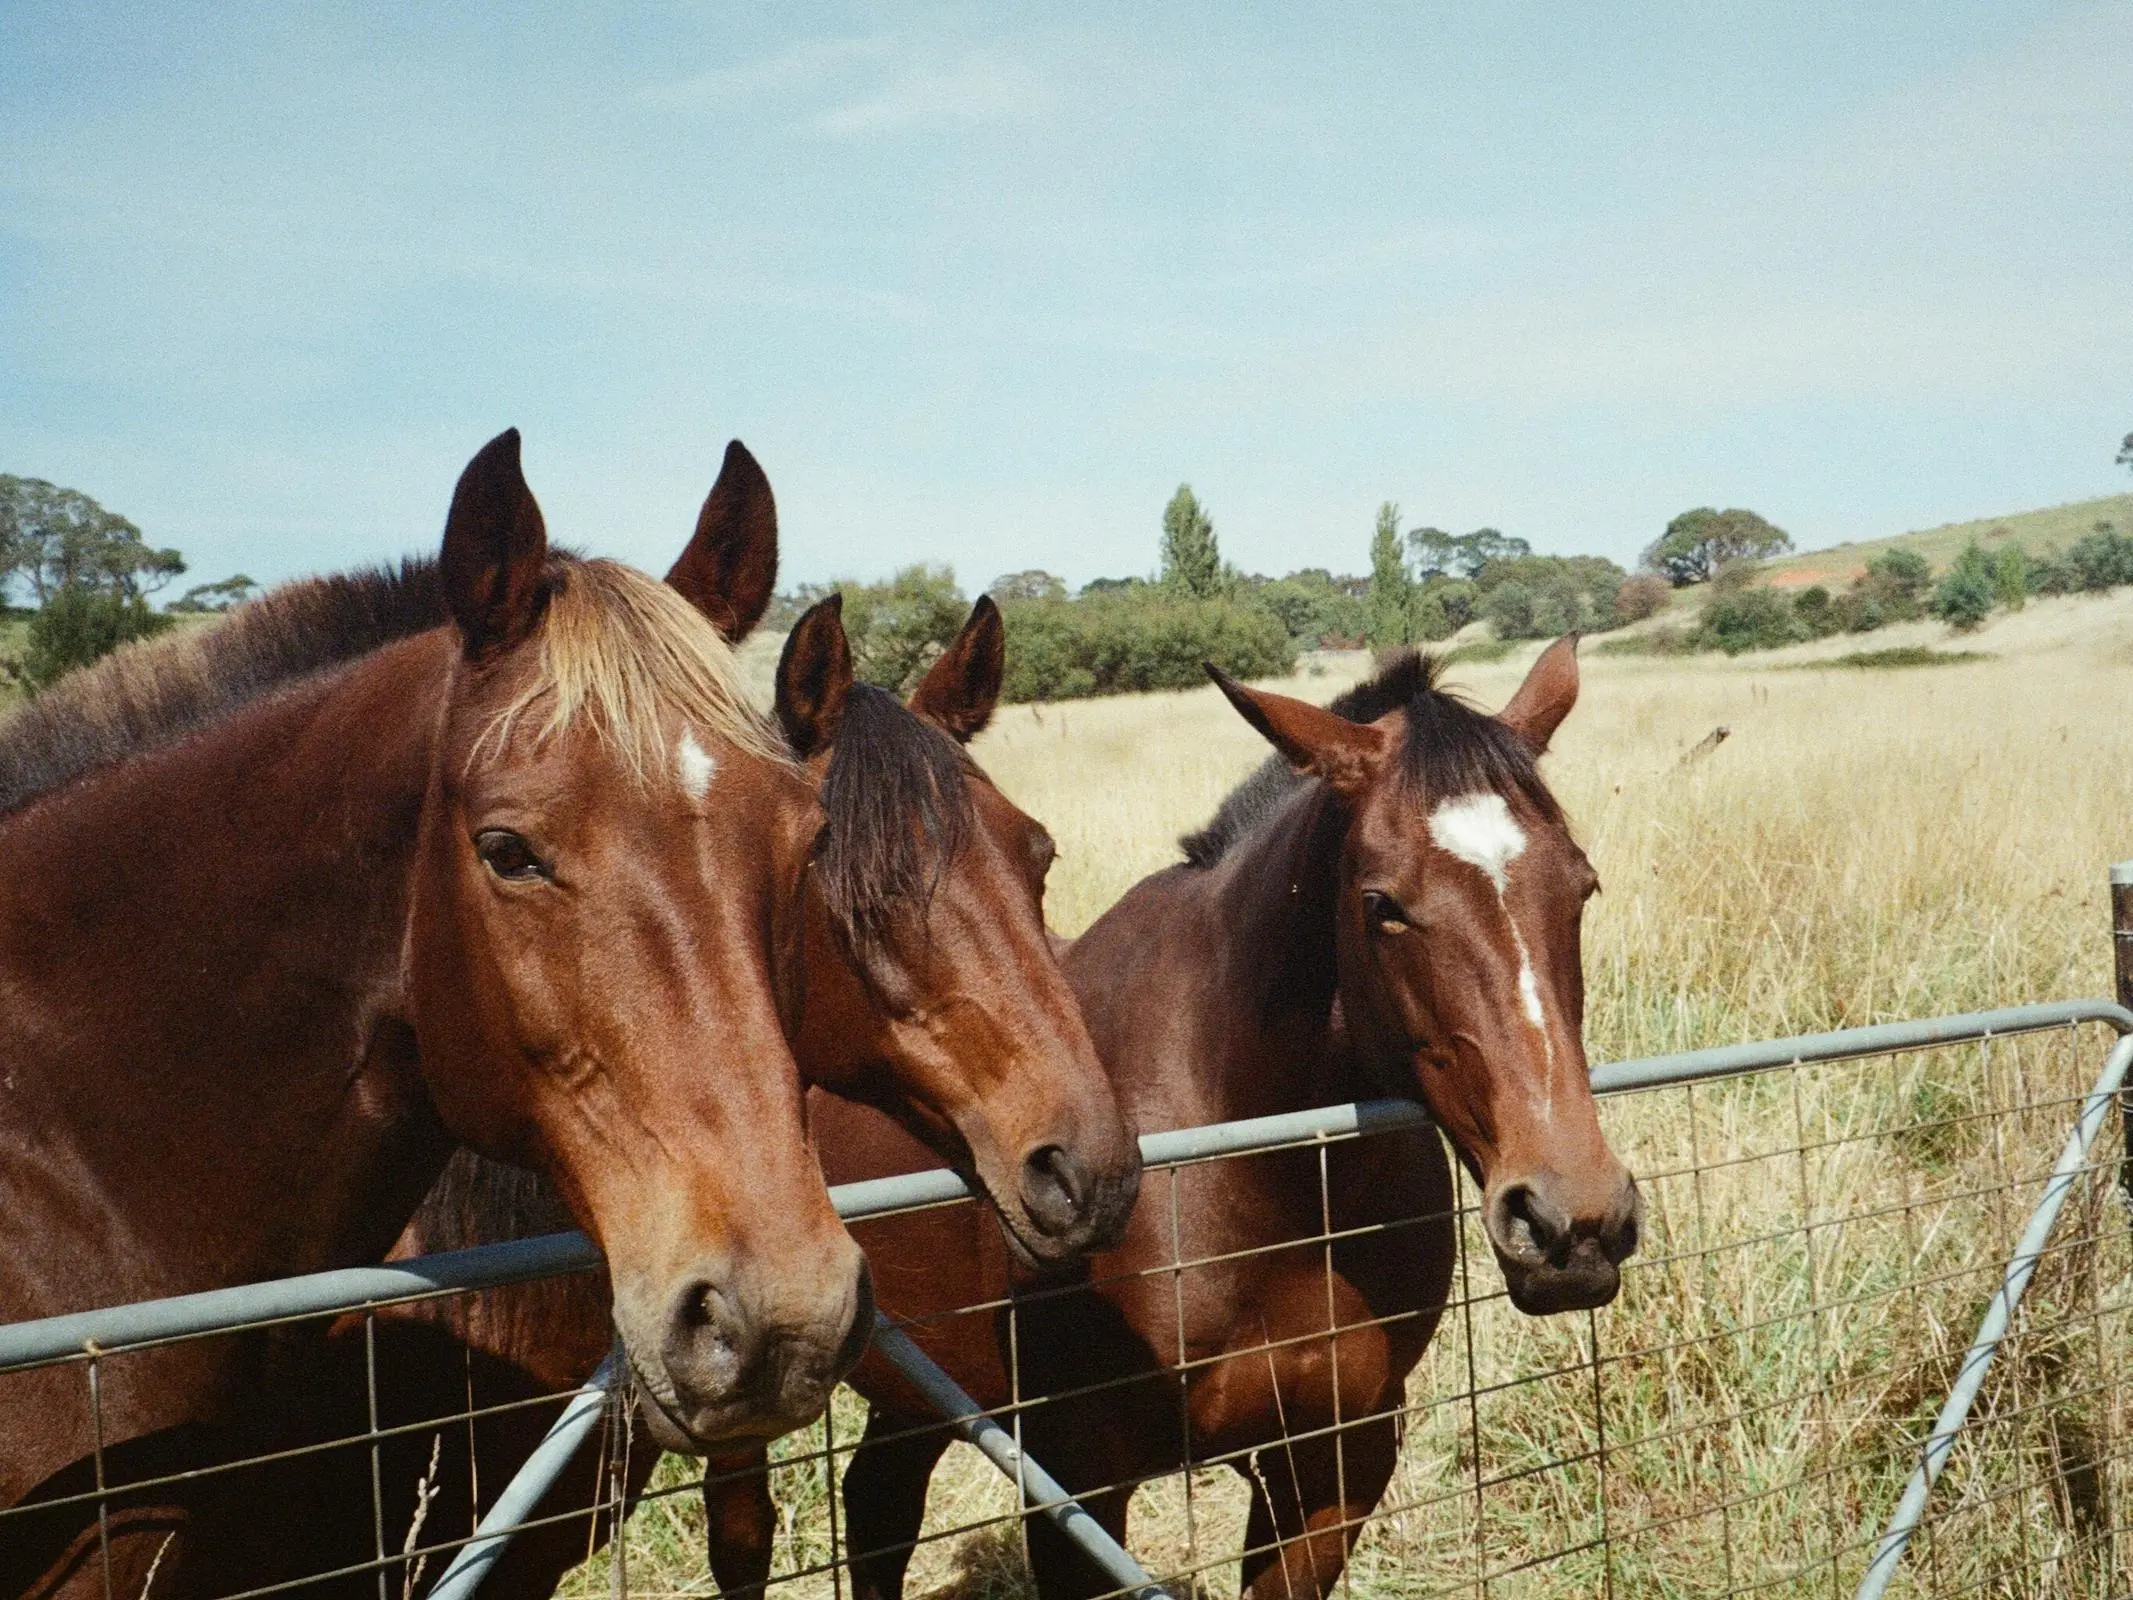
[644,34,1049,139]
[639,36,890,109]
[810,49,1051,138]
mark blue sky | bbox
[3,3,2128,597]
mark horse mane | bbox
[816,682,975,958]
[1179,649,1563,868]
[404,1147,576,1252]
[0,560,450,819]
[0,554,786,822]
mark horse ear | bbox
[908,596,1004,744]
[775,595,852,759]
[1206,666,1389,795]
[441,429,550,662]
[1498,634,1580,753]
[667,440,779,644]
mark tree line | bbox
[14,428,2127,699]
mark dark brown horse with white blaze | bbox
[721,637,1640,1600]
[0,433,870,1599]
[251,447,1137,1594]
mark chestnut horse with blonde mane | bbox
[123,444,1141,1598]
[0,434,870,1599]
[702,638,1640,1600]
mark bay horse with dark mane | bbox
[0,433,873,1599]
[703,638,1641,1600]
[223,446,1140,1595]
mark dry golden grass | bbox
[562,590,2133,1600]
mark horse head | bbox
[1210,639,1640,1313]
[666,448,1140,1265]
[404,431,870,1446]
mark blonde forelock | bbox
[477,559,788,781]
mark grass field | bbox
[9,547,2129,1595]
[541,586,2133,1599]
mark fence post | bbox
[2115,862,2133,1213]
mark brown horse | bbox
[242,457,1138,1596]
[711,638,1641,1600]
[0,433,868,1599]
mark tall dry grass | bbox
[563,592,2133,1599]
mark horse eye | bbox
[476,829,547,883]
[1363,890,1410,933]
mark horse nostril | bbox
[1490,1181,1572,1266]
[1019,1143,1088,1237]
[663,1274,748,1399]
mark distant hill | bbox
[1761,492,2133,589]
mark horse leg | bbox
[700,1444,775,1600]
[840,1409,950,1600]
[1235,1414,1399,1600]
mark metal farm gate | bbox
[10,877,2133,1599]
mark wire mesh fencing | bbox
[4,1005,2131,1600]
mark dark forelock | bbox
[816,682,976,956]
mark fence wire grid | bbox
[5,1006,2132,1600]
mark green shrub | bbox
[1990,544,2028,612]
[1479,580,1537,640]
[1792,585,1840,638]
[2066,525,2133,592]
[1694,588,1804,655]
[2027,548,2078,596]
[1254,569,1368,647]
[999,590,1297,703]
[1856,548,1931,622]
[23,585,174,689]
[1929,541,1996,631]
[1474,554,1627,638]
[1819,646,1992,669]
[1412,576,1476,641]
[1832,589,1886,632]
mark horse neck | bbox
[0,630,460,1312]
[1186,779,1357,1118]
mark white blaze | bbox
[1426,793,1527,890]
[676,729,716,800]
[1428,792,1552,1052]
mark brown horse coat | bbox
[0,435,865,1600]
[734,641,1640,1600]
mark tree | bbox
[168,574,260,613]
[1990,544,2028,612]
[1159,485,1222,600]
[1409,525,1531,581]
[987,570,1067,603]
[1641,507,1792,586]
[1367,502,1412,646]
[2117,432,2133,473]
[834,564,971,692]
[1255,569,1368,647]
[0,475,185,604]
[1929,540,1996,631]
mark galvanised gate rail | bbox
[6,997,2133,1598]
